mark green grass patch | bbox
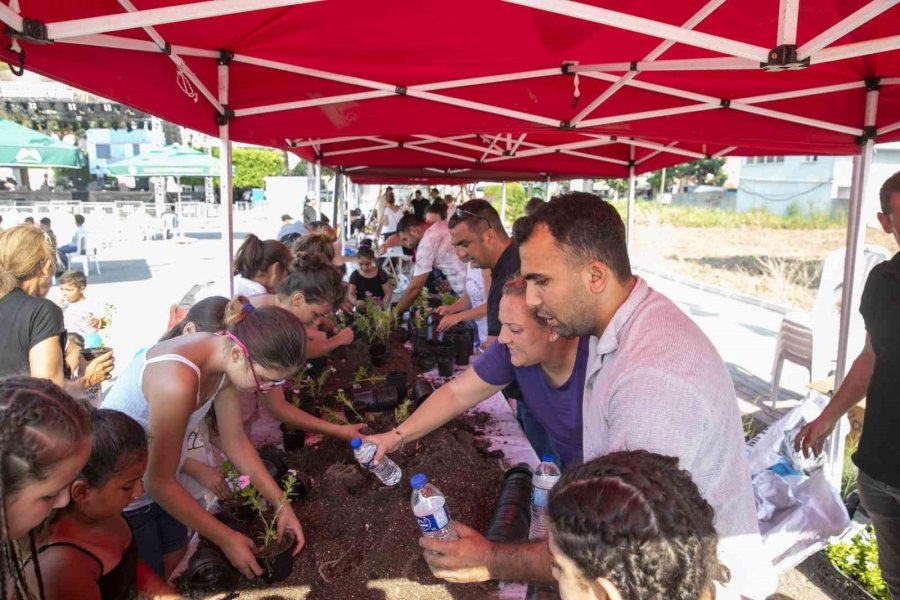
[609,200,847,230]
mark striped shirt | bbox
[583,277,776,599]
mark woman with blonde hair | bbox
[0,225,112,387]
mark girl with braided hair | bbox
[101,297,306,582]
[547,450,723,600]
[24,409,177,599]
[0,377,93,600]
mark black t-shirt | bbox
[853,251,900,488]
[0,288,66,378]
[350,269,389,300]
[411,198,430,220]
[487,242,521,337]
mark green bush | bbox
[828,527,889,599]
[608,200,846,230]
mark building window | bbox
[95,144,111,159]
[133,144,142,156]
[747,155,785,165]
[803,155,818,162]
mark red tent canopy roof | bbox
[2,0,898,181]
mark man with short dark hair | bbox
[524,196,545,217]
[393,214,467,314]
[798,170,900,597]
[421,192,775,600]
[38,217,58,254]
[276,213,307,241]
[411,190,430,221]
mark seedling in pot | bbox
[394,398,412,424]
[353,365,386,386]
[335,388,366,423]
[235,475,299,582]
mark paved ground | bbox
[74,217,836,598]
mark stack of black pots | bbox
[442,323,475,367]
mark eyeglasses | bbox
[218,331,286,393]
[454,207,491,230]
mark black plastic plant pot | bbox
[436,353,455,377]
[415,351,436,372]
[369,342,388,367]
[410,326,429,346]
[181,542,239,598]
[279,424,305,452]
[284,470,313,502]
[485,463,534,544]
[353,386,399,412]
[257,530,296,583]
[430,340,453,358]
[258,446,289,481]
[385,371,409,399]
[411,379,436,407]
[342,402,367,424]
[306,356,328,377]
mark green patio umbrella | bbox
[105,143,220,177]
[0,119,84,168]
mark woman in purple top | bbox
[366,276,588,468]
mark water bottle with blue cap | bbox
[350,437,401,486]
[529,454,561,540]
[410,473,458,541]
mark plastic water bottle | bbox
[351,438,402,487]
[529,455,561,540]
[410,474,458,540]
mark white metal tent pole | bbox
[500,182,508,225]
[218,61,234,298]
[544,175,551,201]
[314,159,322,221]
[626,153,636,247]
[827,82,879,491]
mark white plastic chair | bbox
[68,233,102,275]
[769,245,890,407]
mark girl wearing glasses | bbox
[102,297,307,582]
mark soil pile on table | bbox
[233,410,506,599]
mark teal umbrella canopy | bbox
[0,119,84,168]
[105,144,220,177]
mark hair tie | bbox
[241,303,255,313]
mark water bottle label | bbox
[532,487,550,509]
[416,506,450,533]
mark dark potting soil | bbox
[232,411,506,599]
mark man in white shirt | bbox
[393,213,467,314]
[420,193,776,599]
[57,214,86,269]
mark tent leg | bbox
[826,84,879,492]
[626,165,636,247]
[500,181,507,225]
[218,61,234,298]
[314,159,322,221]
[544,175,551,201]
[333,170,342,235]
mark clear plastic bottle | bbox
[410,473,458,540]
[350,437,402,487]
[529,454,561,540]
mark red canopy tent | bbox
[2,0,899,408]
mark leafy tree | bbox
[484,182,528,225]
[231,148,286,188]
[646,158,727,196]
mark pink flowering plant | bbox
[233,469,299,549]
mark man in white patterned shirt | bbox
[393,213,467,315]
[421,193,776,599]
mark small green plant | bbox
[394,398,412,424]
[841,436,860,502]
[297,365,336,398]
[98,303,116,329]
[319,405,350,425]
[334,388,365,423]
[440,292,456,306]
[237,473,298,549]
[741,414,757,442]
[363,296,396,344]
[828,527,889,599]
[352,366,386,386]
[220,458,242,495]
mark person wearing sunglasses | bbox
[102,296,307,581]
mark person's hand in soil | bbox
[434,304,458,317]
[435,313,463,332]
[222,531,264,579]
[419,522,492,583]
[333,327,354,347]
[276,504,305,556]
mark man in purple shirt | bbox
[366,276,588,468]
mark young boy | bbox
[59,269,104,335]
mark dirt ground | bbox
[630,224,895,309]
